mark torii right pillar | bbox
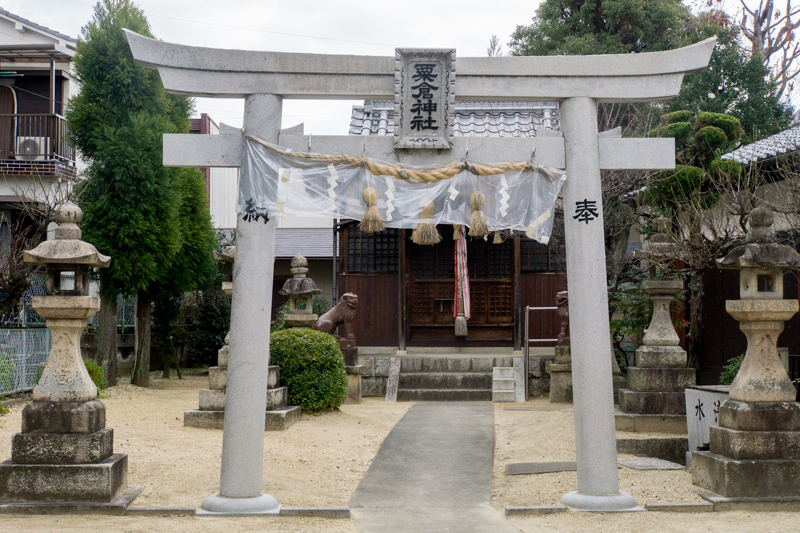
[559,98,638,510]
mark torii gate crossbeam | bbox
[124,30,714,514]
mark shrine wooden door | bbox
[406,229,515,346]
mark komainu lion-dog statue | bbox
[312,293,359,345]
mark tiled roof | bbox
[350,100,559,137]
[0,8,77,43]
[275,227,336,259]
[722,126,800,165]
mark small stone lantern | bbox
[279,254,320,328]
[617,218,695,434]
[0,203,135,508]
[691,207,800,499]
[23,202,111,402]
[716,207,800,402]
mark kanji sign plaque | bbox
[394,48,455,149]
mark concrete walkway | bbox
[349,402,518,533]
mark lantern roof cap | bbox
[718,207,800,270]
[22,202,111,268]
[213,245,236,263]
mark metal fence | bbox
[0,328,50,395]
[0,273,135,395]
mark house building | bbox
[339,101,566,350]
[0,8,77,245]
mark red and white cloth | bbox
[454,225,471,319]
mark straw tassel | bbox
[411,200,441,245]
[468,192,488,237]
[359,186,384,233]
[493,231,502,244]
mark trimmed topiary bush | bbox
[83,358,107,390]
[719,354,744,386]
[661,110,692,124]
[270,328,347,412]
[694,126,728,156]
[695,112,742,141]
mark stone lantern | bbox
[691,207,800,499]
[184,245,300,431]
[279,254,320,328]
[0,202,136,509]
[617,218,695,436]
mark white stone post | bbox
[201,94,282,514]
[559,97,637,510]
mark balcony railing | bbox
[0,114,75,165]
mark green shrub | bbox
[662,122,693,148]
[696,112,742,141]
[270,328,347,412]
[83,358,107,390]
[694,126,728,155]
[719,354,744,386]
[661,110,692,124]
[708,159,743,181]
[0,352,16,392]
[644,165,703,207]
[0,404,8,416]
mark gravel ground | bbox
[1,378,798,532]
[0,373,409,531]
[492,396,798,533]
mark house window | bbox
[347,226,399,273]
[521,238,564,272]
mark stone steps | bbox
[492,367,516,403]
[398,372,492,389]
[394,354,515,402]
[396,389,493,402]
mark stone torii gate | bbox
[124,31,714,513]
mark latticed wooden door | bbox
[407,229,514,341]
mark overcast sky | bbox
[6,0,791,133]
[7,0,546,134]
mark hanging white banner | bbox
[238,136,565,243]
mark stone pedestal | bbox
[617,280,694,433]
[341,344,358,368]
[184,344,300,430]
[549,345,573,404]
[344,365,363,405]
[0,400,132,504]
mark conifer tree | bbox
[68,0,216,386]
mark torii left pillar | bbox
[200,94,282,514]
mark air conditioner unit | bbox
[16,136,49,162]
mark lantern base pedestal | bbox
[0,453,131,504]
[691,399,800,498]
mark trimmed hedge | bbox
[708,158,743,181]
[270,328,347,412]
